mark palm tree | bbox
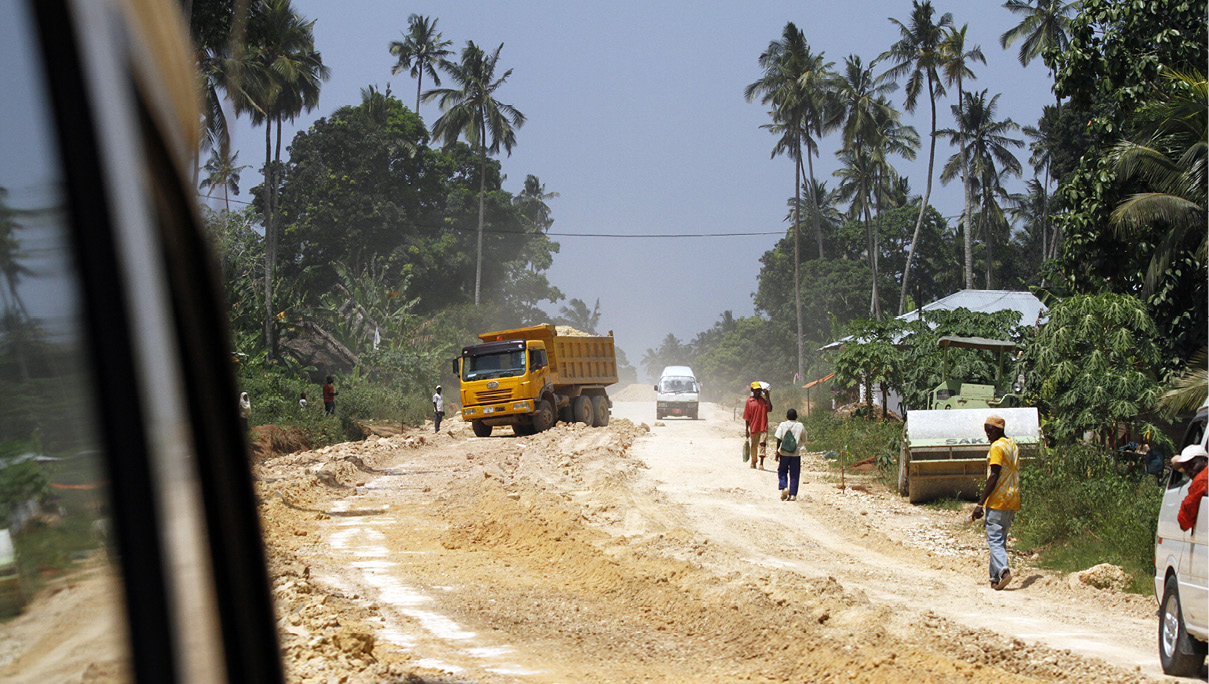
[558,298,601,334]
[1004,177,1053,274]
[834,55,898,318]
[869,100,920,293]
[939,90,1023,288]
[0,188,31,322]
[880,1,953,315]
[229,0,330,357]
[999,0,1078,69]
[1022,106,1061,263]
[517,174,559,233]
[389,14,453,112]
[200,147,248,214]
[745,23,838,380]
[785,179,843,255]
[424,41,526,307]
[938,24,986,289]
[1109,69,1207,295]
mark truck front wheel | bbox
[472,421,493,438]
[533,399,555,432]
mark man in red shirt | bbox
[743,382,772,470]
[1174,444,1208,531]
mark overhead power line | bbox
[196,194,787,239]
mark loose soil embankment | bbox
[251,396,1177,684]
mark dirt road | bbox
[252,395,1188,684]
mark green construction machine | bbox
[898,336,1042,503]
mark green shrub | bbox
[1015,443,1163,593]
[235,362,432,450]
[802,413,903,486]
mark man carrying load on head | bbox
[971,414,1019,591]
[743,382,772,470]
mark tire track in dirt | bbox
[255,407,1170,684]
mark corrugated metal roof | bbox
[821,289,1048,351]
[911,289,1047,326]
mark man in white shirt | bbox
[774,408,806,501]
[432,385,445,433]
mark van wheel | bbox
[1160,581,1207,675]
[591,396,609,426]
[532,399,555,432]
[472,421,492,438]
[573,395,595,426]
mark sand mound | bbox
[609,383,654,401]
[1068,563,1129,592]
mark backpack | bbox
[780,424,798,454]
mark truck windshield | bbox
[463,350,527,381]
[660,377,697,393]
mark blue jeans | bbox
[777,455,801,496]
[986,508,1015,582]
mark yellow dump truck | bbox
[454,325,618,437]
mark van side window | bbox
[0,1,131,678]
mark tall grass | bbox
[801,413,902,487]
[236,366,432,449]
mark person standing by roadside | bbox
[774,408,805,501]
[743,382,773,470]
[971,415,1019,590]
[1174,444,1208,531]
[433,385,445,433]
[323,375,338,415]
[238,392,251,433]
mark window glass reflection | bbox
[0,1,131,681]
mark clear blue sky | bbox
[225,0,1054,379]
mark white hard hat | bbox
[1174,443,1208,465]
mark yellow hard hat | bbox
[750,381,761,389]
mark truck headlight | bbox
[513,401,530,411]
[463,408,476,416]
[484,406,495,414]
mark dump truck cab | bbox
[457,338,551,426]
[455,325,618,437]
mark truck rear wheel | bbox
[573,395,595,426]
[472,421,492,438]
[533,399,555,433]
[591,396,609,426]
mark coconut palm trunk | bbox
[263,120,274,357]
[898,74,937,313]
[802,154,825,260]
[475,119,487,306]
[793,136,804,381]
[957,77,975,289]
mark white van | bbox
[654,366,699,420]
[1155,401,1208,675]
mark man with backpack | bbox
[774,408,805,501]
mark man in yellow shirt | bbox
[970,414,1020,590]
